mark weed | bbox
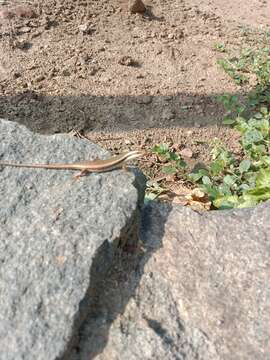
[151,143,187,174]
[194,44,270,208]
[148,44,270,210]
[213,43,226,53]
[217,58,248,85]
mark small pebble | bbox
[129,0,146,14]
[0,8,14,19]
[180,148,193,158]
[136,96,152,105]
[13,6,37,19]
[119,56,136,66]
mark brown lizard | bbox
[0,150,144,177]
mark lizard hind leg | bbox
[73,169,89,180]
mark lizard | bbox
[0,150,144,177]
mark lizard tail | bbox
[0,162,68,169]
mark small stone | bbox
[13,72,21,79]
[15,41,32,51]
[180,148,193,158]
[136,96,152,105]
[35,75,45,82]
[78,22,92,34]
[164,96,173,101]
[13,6,37,19]
[78,54,90,65]
[129,0,146,14]
[162,108,175,121]
[48,68,57,78]
[19,26,31,34]
[119,56,136,66]
[0,8,14,19]
[62,69,71,77]
[89,67,98,76]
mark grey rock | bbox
[0,119,145,360]
[72,201,270,359]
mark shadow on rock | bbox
[61,203,172,359]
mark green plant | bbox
[193,43,270,209]
[151,143,187,174]
[148,111,270,208]
[144,181,167,204]
[217,94,245,117]
[217,58,248,85]
[213,43,226,53]
[189,108,270,209]
[147,43,270,210]
[217,46,270,89]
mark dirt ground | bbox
[0,0,269,162]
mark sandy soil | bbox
[0,0,269,161]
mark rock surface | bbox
[0,119,145,360]
[129,0,146,14]
[72,201,270,359]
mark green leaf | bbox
[188,169,209,182]
[261,156,270,166]
[260,107,268,115]
[176,159,187,168]
[144,192,159,204]
[223,174,238,187]
[239,159,251,173]
[152,143,169,155]
[218,183,232,195]
[223,117,236,125]
[242,171,257,187]
[201,185,220,200]
[248,118,269,135]
[189,172,203,182]
[236,198,258,208]
[238,183,251,191]
[245,187,270,202]
[235,118,250,133]
[255,168,270,187]
[213,195,239,209]
[254,112,263,119]
[236,105,245,114]
[243,129,264,145]
[250,144,267,158]
[210,160,225,176]
[202,176,212,186]
[256,119,269,136]
[166,152,180,161]
[162,165,177,174]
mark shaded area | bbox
[70,200,270,359]
[62,203,172,359]
[0,91,247,134]
[0,0,265,135]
